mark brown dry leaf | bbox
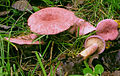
[0,11,10,16]
[0,24,11,29]
[37,6,46,9]
[65,3,72,10]
[58,54,66,60]
[0,24,11,34]
[112,71,120,76]
[72,0,85,7]
[12,0,33,11]
[65,3,79,11]
[102,71,111,76]
[102,71,120,76]
[0,30,7,33]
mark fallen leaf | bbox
[58,54,66,60]
[0,30,7,33]
[72,0,85,7]
[102,71,120,76]
[0,11,10,16]
[12,0,33,11]
[102,71,111,76]
[0,24,11,29]
[112,71,120,76]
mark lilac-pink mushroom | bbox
[96,19,118,41]
[5,34,44,45]
[28,7,96,35]
[28,7,77,35]
[6,7,78,45]
[69,18,96,35]
[78,35,105,59]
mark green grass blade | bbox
[0,35,5,66]
[32,35,45,43]
[31,62,39,76]
[42,40,52,57]
[53,61,60,74]
[35,51,47,76]
[50,65,53,76]
[13,64,18,76]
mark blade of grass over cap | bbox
[32,35,45,43]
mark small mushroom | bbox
[69,18,96,35]
[5,34,44,45]
[28,7,77,35]
[28,7,96,35]
[96,19,119,41]
[69,18,84,34]
[77,19,96,35]
[77,35,105,59]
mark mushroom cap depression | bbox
[85,35,105,54]
[28,7,77,35]
[96,19,118,41]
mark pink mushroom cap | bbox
[69,18,96,35]
[5,34,43,45]
[96,19,118,41]
[84,35,105,54]
[78,21,96,35]
[28,7,77,35]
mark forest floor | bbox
[0,0,120,76]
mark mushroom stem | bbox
[78,43,98,59]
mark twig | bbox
[50,41,54,65]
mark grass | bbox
[0,0,120,75]
[35,51,47,76]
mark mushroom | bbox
[77,19,96,35]
[96,19,119,41]
[6,7,78,44]
[69,18,85,34]
[28,7,96,35]
[5,34,44,45]
[77,35,105,59]
[28,7,77,35]
[69,18,96,35]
